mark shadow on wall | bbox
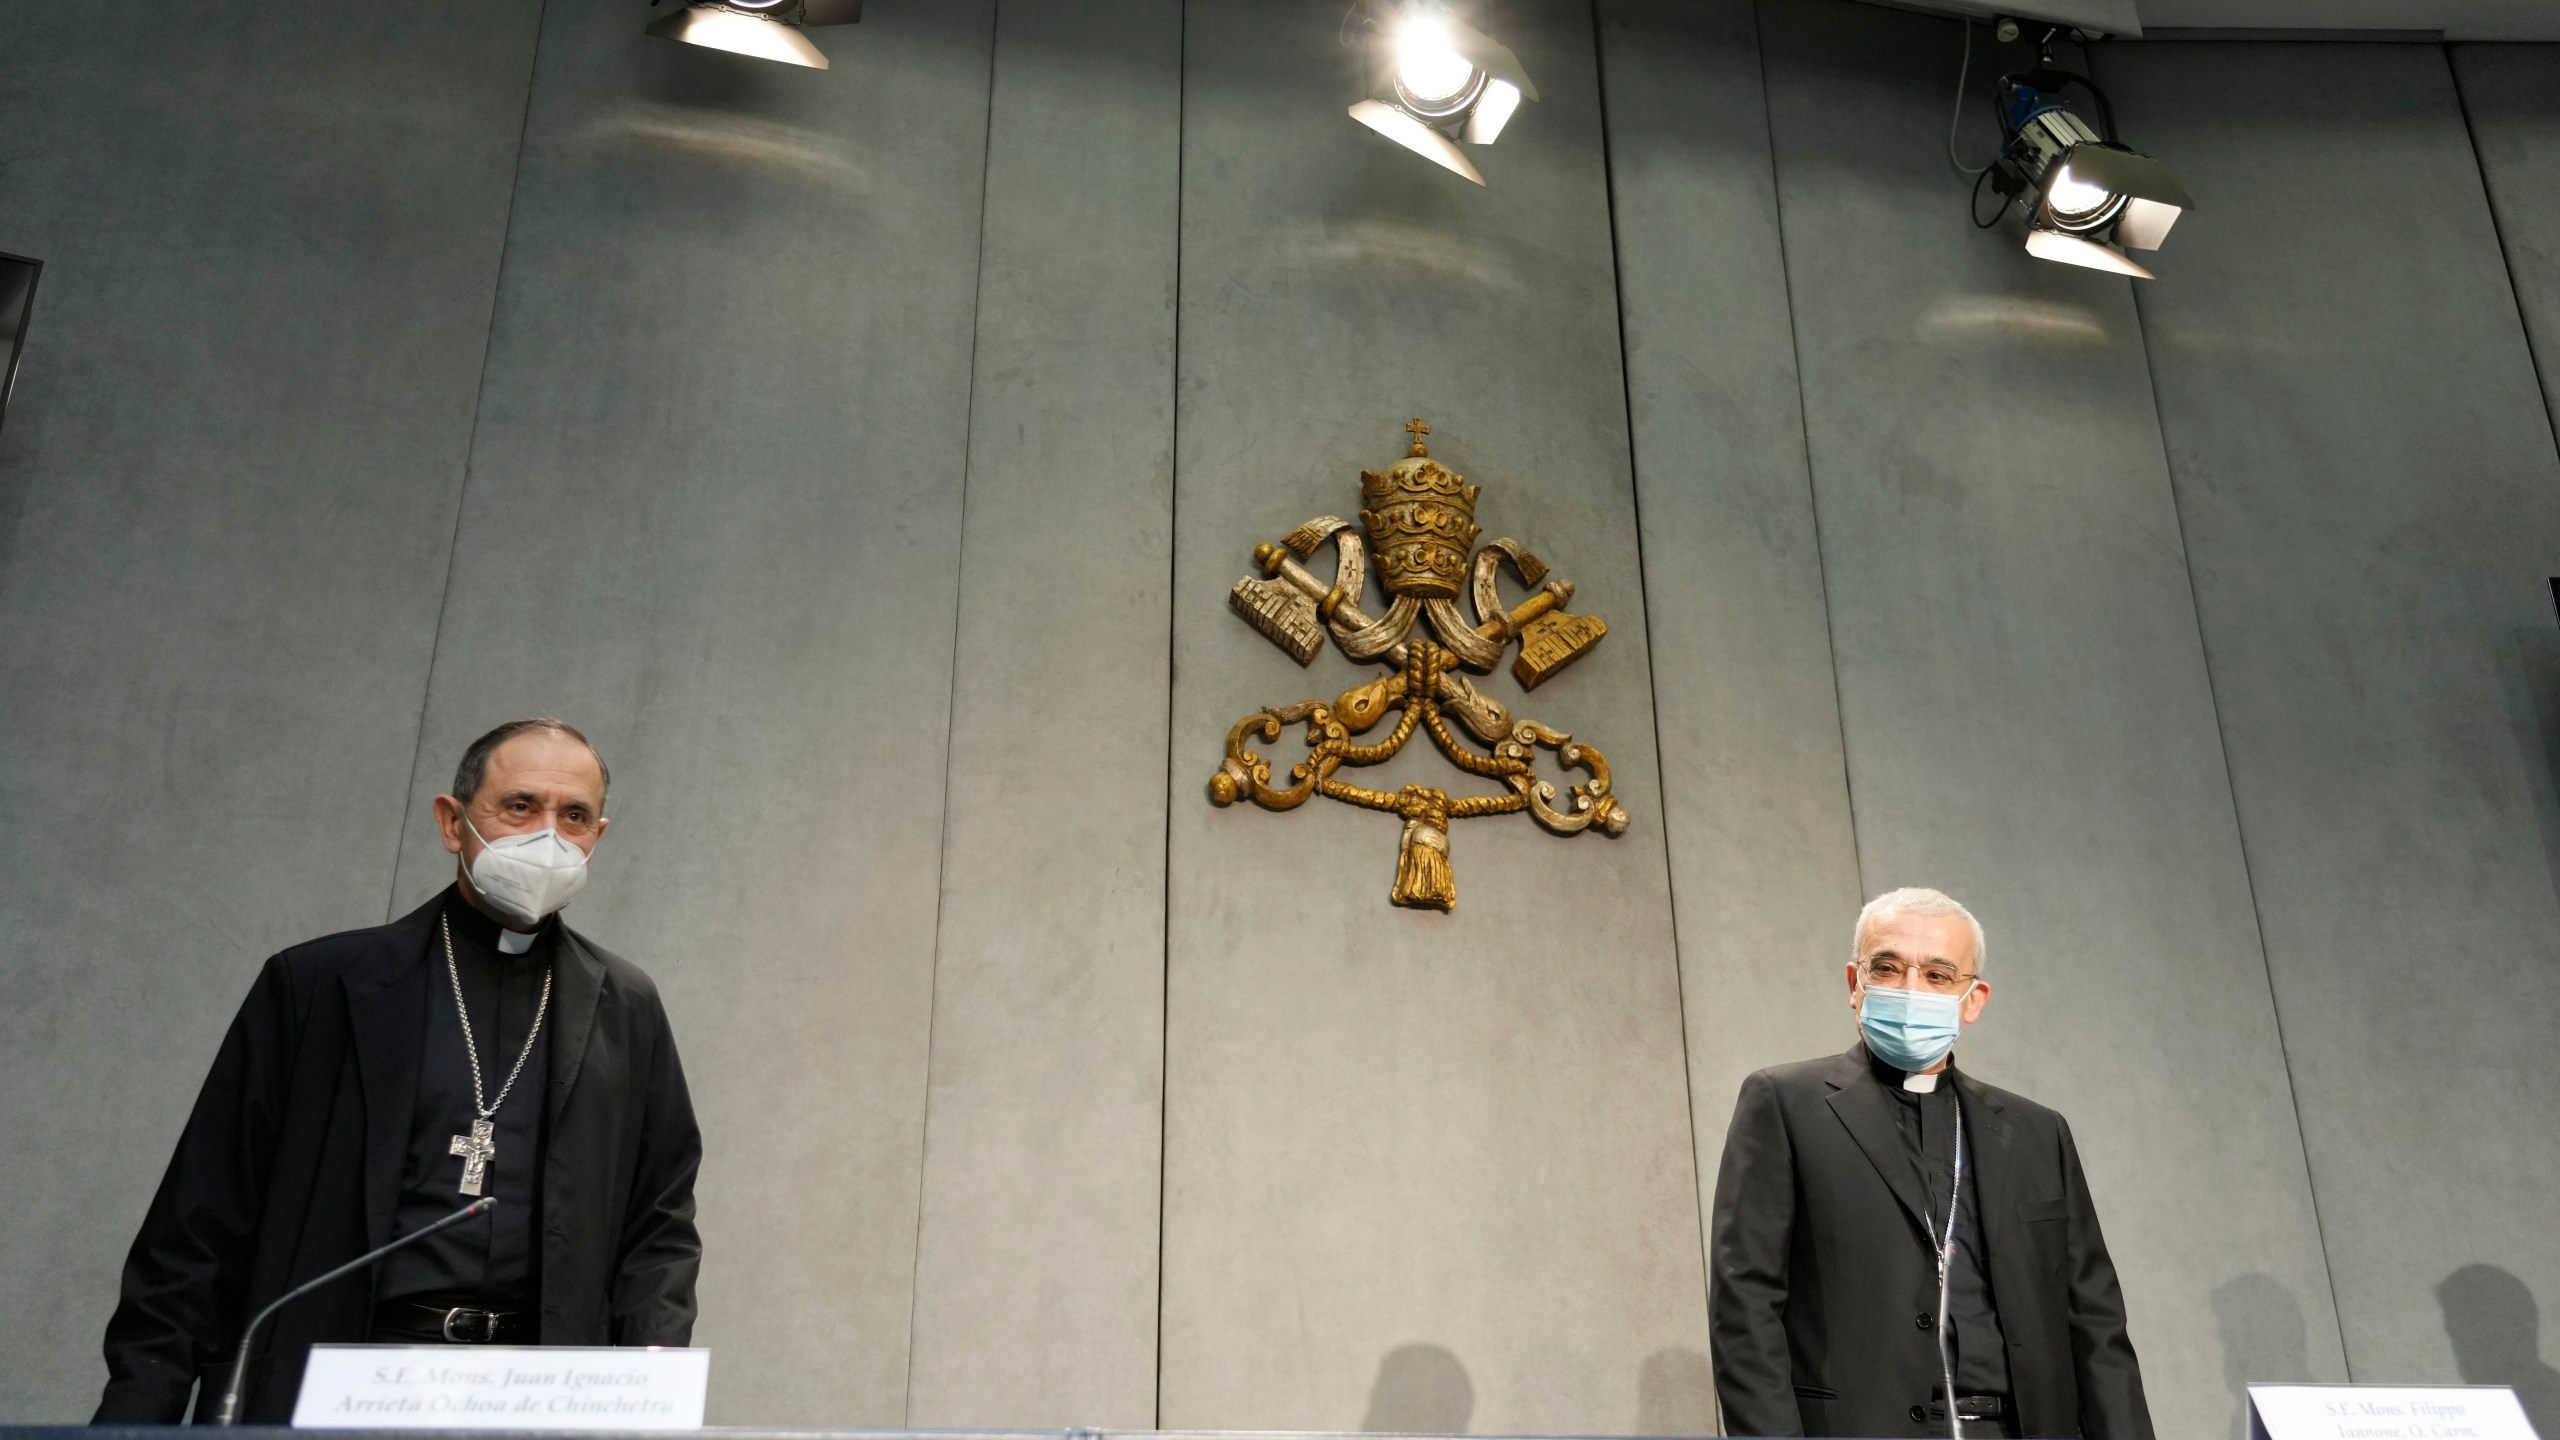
[1363,1344,1475,1434]
[2438,1263,2560,1438]
[2212,1274,2311,1439]
[1635,1347,1718,1437]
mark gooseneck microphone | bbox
[210,1196,497,1426]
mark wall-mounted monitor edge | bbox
[0,252,42,436]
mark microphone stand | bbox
[210,1196,497,1426]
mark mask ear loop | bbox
[460,816,492,894]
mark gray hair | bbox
[1854,887,1987,969]
[450,717,610,804]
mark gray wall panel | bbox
[1160,2,1706,1429]
[9,5,2560,1431]
[904,0,1180,1426]
[0,5,537,1419]
[2107,42,2560,1405]
[1761,7,2347,1435]
[1592,1,1867,1348]
[379,1,995,1423]
[2454,45,2560,452]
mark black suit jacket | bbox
[1709,1044,2151,1439]
[94,890,702,1423]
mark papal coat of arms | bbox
[1208,419,1629,910]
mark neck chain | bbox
[439,907,553,1196]
[1923,1094,1965,1440]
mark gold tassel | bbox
[1390,787,1456,910]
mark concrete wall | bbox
[1588,12,1865,1432]
[1657,10,2354,1440]
[373,0,1000,1422]
[1158,2,1704,1430]
[906,0,1180,1427]
[3,0,2559,1431]
[2453,45,2560,457]
[0,1,542,1415]
[2105,40,2560,1422]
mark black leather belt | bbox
[1916,1394,2008,1422]
[375,1301,532,1344]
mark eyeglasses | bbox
[1860,957,1978,993]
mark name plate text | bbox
[292,1345,709,1430]
[2248,1384,2536,1440]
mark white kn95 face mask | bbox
[464,818,591,927]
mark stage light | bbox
[1969,28,2190,278]
[646,0,861,71]
[1396,15,1477,106]
[2044,164,2113,220]
[1344,1,1537,186]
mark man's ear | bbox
[1961,977,1992,1024]
[433,794,466,857]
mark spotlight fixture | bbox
[1973,26,2190,278]
[1343,1,1537,186]
[646,0,861,71]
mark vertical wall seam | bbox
[384,0,548,924]
[903,1,1005,1422]
[1753,0,1869,899]
[1586,0,1714,1369]
[2447,43,2560,470]
[1153,0,1187,1427]
[2126,276,2356,1376]
[2112,125,2357,1377]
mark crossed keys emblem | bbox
[1208,419,1629,910]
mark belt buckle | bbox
[440,1307,494,1344]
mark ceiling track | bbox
[2139,27,2448,41]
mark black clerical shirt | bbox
[1884,1058,2013,1398]
[376,897,552,1312]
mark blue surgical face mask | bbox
[1859,982,1970,1072]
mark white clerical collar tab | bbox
[1902,1071,1941,1093]
[498,926,537,955]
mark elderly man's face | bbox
[1846,911,1992,1026]
[433,731,611,867]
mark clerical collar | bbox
[1902,1071,1941,1093]
[444,888,552,959]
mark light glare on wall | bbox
[646,0,863,70]
[1345,1,1538,187]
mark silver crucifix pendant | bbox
[449,1117,496,1197]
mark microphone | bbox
[209,1196,497,1426]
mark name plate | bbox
[2248,1384,2536,1440]
[292,1345,709,1429]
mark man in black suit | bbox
[95,718,701,1423]
[1709,888,2151,1439]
